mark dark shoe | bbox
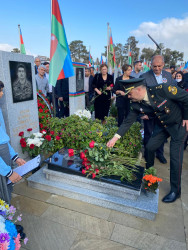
[162,191,181,203]
[156,155,167,164]
[16,225,24,233]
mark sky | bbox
[0,0,188,63]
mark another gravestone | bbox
[0,51,39,159]
[68,62,86,115]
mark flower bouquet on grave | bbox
[142,167,163,193]
[19,129,54,158]
[0,199,28,249]
[68,140,139,182]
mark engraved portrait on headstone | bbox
[9,61,33,103]
[76,67,84,92]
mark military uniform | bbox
[12,79,33,102]
[117,83,188,194]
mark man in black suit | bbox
[107,78,188,203]
[141,55,176,164]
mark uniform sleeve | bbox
[116,109,139,137]
[163,85,188,119]
[0,156,11,176]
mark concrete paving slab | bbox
[111,224,187,250]
[13,179,52,202]
[11,195,50,216]
[108,209,185,242]
[46,194,111,220]
[70,232,137,250]
[18,213,79,250]
[41,205,115,239]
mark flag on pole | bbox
[49,0,74,87]
[108,28,116,69]
[128,45,132,65]
[18,25,26,54]
[100,55,103,64]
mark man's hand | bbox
[141,115,149,120]
[106,86,111,91]
[16,158,26,166]
[182,120,188,131]
[58,97,63,101]
[9,172,22,183]
[107,136,119,148]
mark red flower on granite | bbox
[27,128,32,132]
[41,116,44,119]
[92,173,96,179]
[68,149,74,157]
[29,144,35,149]
[21,141,27,148]
[45,135,51,141]
[39,109,43,113]
[82,169,86,174]
[80,152,86,159]
[20,138,25,144]
[19,132,24,137]
[56,136,61,141]
[89,140,95,148]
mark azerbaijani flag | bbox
[109,29,115,68]
[49,0,74,87]
[100,55,103,64]
[18,25,26,54]
[128,47,132,65]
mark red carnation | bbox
[46,115,49,118]
[41,129,47,134]
[41,105,45,109]
[84,149,88,154]
[110,84,114,88]
[80,152,86,159]
[39,109,43,113]
[68,149,74,157]
[29,144,35,149]
[89,140,95,148]
[40,123,43,128]
[21,141,27,148]
[19,131,24,137]
[50,131,54,135]
[92,173,96,179]
[45,135,52,141]
[27,128,32,132]
[82,169,86,174]
[41,116,44,119]
[96,169,99,174]
[83,157,88,162]
[20,138,25,144]
[56,136,61,141]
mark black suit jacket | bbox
[54,78,69,102]
[113,75,134,108]
[117,84,188,137]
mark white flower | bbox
[33,132,43,138]
[74,109,91,119]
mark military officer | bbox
[107,78,188,203]
[12,64,33,102]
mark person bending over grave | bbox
[0,81,26,204]
[107,78,188,203]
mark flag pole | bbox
[107,22,109,67]
[18,24,21,53]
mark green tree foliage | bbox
[69,40,89,63]
[124,36,140,66]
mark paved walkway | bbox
[12,142,188,250]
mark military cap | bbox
[119,78,146,92]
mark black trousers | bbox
[144,119,164,157]
[145,123,187,193]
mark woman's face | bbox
[101,66,108,75]
[176,73,182,80]
[124,66,132,76]
[0,89,3,99]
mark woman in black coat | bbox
[113,64,134,126]
[92,64,113,121]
